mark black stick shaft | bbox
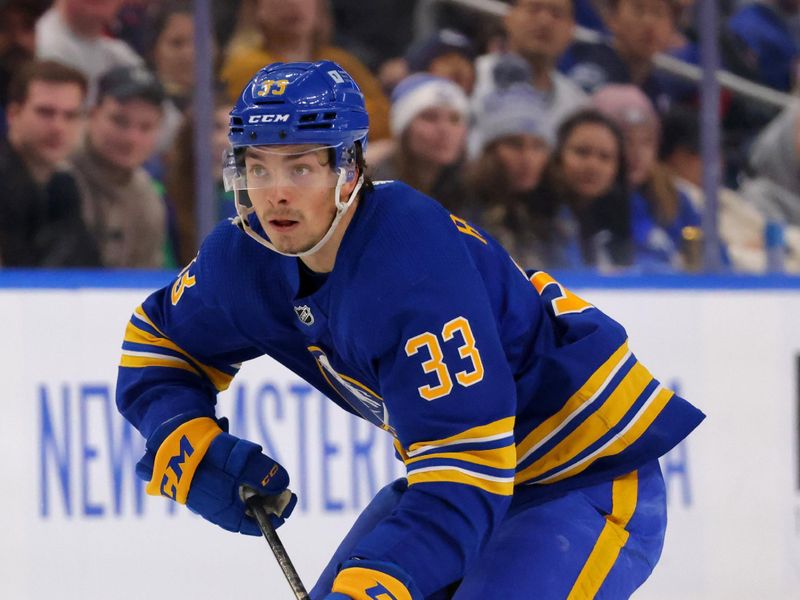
[247,498,310,600]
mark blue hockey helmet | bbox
[225,61,370,258]
[228,60,369,175]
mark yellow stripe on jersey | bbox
[133,305,164,334]
[537,387,673,485]
[516,341,631,466]
[405,417,515,458]
[124,314,234,391]
[567,470,639,599]
[403,445,516,471]
[515,361,653,484]
[407,466,515,495]
[120,353,201,377]
[394,438,409,462]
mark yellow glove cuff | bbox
[145,417,222,504]
[332,566,413,600]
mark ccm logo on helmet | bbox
[248,114,290,124]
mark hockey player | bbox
[116,61,704,599]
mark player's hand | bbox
[325,559,423,600]
[135,417,296,535]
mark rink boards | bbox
[0,272,798,600]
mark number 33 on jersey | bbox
[404,316,485,401]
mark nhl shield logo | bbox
[294,304,314,326]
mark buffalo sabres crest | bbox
[294,304,314,326]
[308,346,395,435]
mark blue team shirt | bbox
[116,181,704,595]
[729,2,798,91]
[630,188,702,271]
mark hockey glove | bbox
[325,559,423,600]
[136,416,296,535]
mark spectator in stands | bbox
[164,91,235,266]
[464,85,555,268]
[593,84,702,271]
[473,0,587,133]
[147,0,194,113]
[535,109,635,269]
[405,29,476,95]
[561,0,674,112]
[143,0,195,154]
[35,0,143,100]
[0,60,99,267]
[220,0,391,140]
[370,74,469,212]
[728,0,799,91]
[661,106,800,272]
[0,0,43,128]
[71,65,166,268]
[747,101,800,225]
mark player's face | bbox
[493,133,550,193]
[6,80,85,168]
[505,0,575,62]
[406,106,467,167]
[88,97,163,170]
[243,145,341,255]
[560,122,620,199]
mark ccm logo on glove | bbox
[138,416,296,535]
[261,464,280,487]
[145,417,222,504]
[160,435,193,499]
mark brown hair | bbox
[466,141,518,201]
[7,60,88,106]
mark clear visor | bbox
[223,145,340,192]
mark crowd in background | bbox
[2,0,800,273]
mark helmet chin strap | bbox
[234,167,364,259]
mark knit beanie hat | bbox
[474,84,554,152]
[389,73,469,136]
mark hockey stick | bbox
[241,487,310,600]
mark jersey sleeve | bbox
[513,270,705,493]
[116,225,262,445]
[344,245,521,596]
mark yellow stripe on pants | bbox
[566,470,639,599]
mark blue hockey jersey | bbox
[116,181,704,595]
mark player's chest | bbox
[285,295,395,435]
